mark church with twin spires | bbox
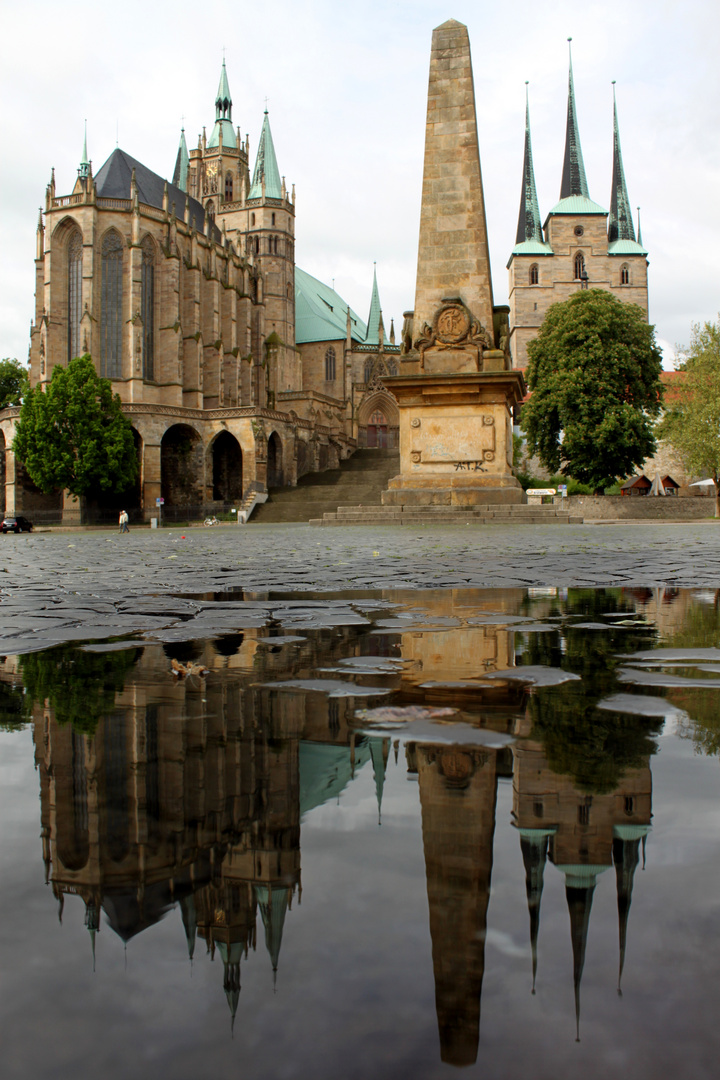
[1,45,649,521]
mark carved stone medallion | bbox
[435,302,471,344]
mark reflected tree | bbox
[20,645,141,735]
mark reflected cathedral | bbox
[25,587,662,1064]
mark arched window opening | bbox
[251,212,256,227]
[364,358,374,384]
[206,199,215,222]
[621,263,630,285]
[225,173,233,202]
[574,251,586,281]
[529,263,539,285]
[101,230,123,378]
[325,345,336,381]
[141,237,155,381]
[67,228,83,362]
[255,236,259,255]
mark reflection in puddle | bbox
[2,586,720,1076]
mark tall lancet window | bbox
[67,228,83,362]
[225,173,233,202]
[141,237,155,380]
[529,264,539,285]
[574,251,586,281]
[101,230,124,378]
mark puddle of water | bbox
[1,586,720,1078]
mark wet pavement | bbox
[1,522,719,653]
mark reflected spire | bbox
[85,899,100,973]
[180,894,197,962]
[519,830,555,993]
[566,883,594,1041]
[613,825,649,994]
[216,941,242,1033]
[254,885,291,978]
[369,737,390,824]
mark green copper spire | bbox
[254,885,290,981]
[519,829,555,993]
[208,61,236,149]
[172,128,189,193]
[560,40,590,200]
[516,85,544,246]
[216,60,232,121]
[365,264,385,345]
[608,85,636,243]
[248,111,282,199]
[369,737,390,822]
[79,121,90,180]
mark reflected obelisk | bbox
[412,744,498,1067]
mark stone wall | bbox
[567,494,715,520]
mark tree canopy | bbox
[658,318,720,517]
[0,358,29,410]
[12,354,138,496]
[521,289,663,493]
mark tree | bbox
[0,358,29,409]
[12,354,138,496]
[658,319,720,517]
[521,289,663,493]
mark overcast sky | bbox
[2,0,718,369]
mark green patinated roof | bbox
[546,194,607,217]
[613,824,650,841]
[560,41,590,201]
[556,863,610,889]
[517,826,558,839]
[249,112,282,199]
[608,238,648,256]
[299,738,372,819]
[295,266,367,345]
[208,119,237,150]
[510,238,554,259]
[365,265,386,345]
[173,128,189,192]
[608,86,637,246]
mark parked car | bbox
[1,515,33,533]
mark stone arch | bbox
[267,430,284,487]
[84,426,143,522]
[358,390,399,449]
[161,423,204,507]
[209,430,243,502]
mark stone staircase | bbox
[250,449,401,524]
[313,504,584,526]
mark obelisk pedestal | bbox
[382,19,525,507]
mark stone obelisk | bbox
[383,19,525,507]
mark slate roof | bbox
[560,42,590,201]
[249,112,282,199]
[94,148,219,239]
[295,266,367,344]
[608,87,638,246]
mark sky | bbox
[1,0,718,370]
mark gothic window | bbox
[225,173,233,202]
[100,230,123,379]
[621,263,630,285]
[574,251,586,281]
[206,199,215,222]
[251,212,256,227]
[268,237,272,254]
[67,228,83,362]
[370,409,387,426]
[387,358,398,375]
[364,358,373,384]
[325,345,336,381]
[141,237,155,381]
[255,236,259,255]
[274,236,278,254]
[271,212,276,226]
[529,263,539,285]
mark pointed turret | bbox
[608,84,637,245]
[365,265,385,346]
[179,894,197,962]
[173,128,189,193]
[248,112,282,199]
[613,824,649,994]
[519,828,556,993]
[558,864,609,1041]
[514,85,549,252]
[254,885,291,978]
[216,940,242,1030]
[78,121,90,181]
[560,40,589,200]
[369,737,390,823]
[208,60,237,149]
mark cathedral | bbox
[0,62,400,521]
[0,48,649,521]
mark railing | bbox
[51,194,84,208]
[96,198,132,210]
[139,202,167,221]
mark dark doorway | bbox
[367,409,389,449]
[212,431,243,501]
[267,432,283,487]
[161,424,203,506]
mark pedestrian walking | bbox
[119,510,129,533]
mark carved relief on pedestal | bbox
[414,298,493,370]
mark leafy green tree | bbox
[12,354,138,496]
[0,358,29,410]
[658,319,720,517]
[521,289,663,493]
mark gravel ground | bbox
[0,521,717,653]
